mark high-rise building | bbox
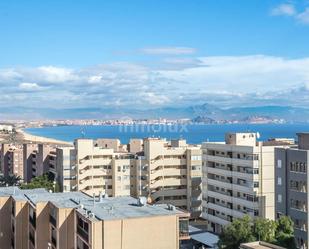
[56,139,135,197]
[275,133,309,249]
[0,187,190,249]
[0,144,24,180]
[56,138,203,218]
[202,132,283,233]
[134,138,202,218]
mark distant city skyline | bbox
[0,0,309,115]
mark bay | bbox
[25,123,309,144]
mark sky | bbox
[1,0,309,117]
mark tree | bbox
[253,218,277,242]
[20,174,59,192]
[0,174,21,187]
[218,215,297,249]
[275,216,297,249]
[218,215,255,249]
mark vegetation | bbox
[0,174,21,187]
[218,215,296,249]
[20,174,59,192]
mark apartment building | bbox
[0,144,24,180]
[23,143,57,182]
[134,138,202,218]
[0,187,189,249]
[55,138,203,218]
[202,132,283,233]
[56,139,135,197]
[275,132,309,249]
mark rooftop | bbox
[0,187,187,220]
[240,241,286,249]
[76,196,186,221]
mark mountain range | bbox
[1,104,309,122]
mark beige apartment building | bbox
[202,132,286,233]
[0,187,189,249]
[0,142,60,183]
[56,138,202,218]
[134,138,202,218]
[0,143,24,179]
[56,139,135,197]
[23,143,57,182]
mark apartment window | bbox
[277,177,282,186]
[191,155,201,161]
[29,206,36,228]
[11,201,15,216]
[277,160,282,168]
[77,236,89,249]
[49,206,57,227]
[277,194,282,203]
[77,216,89,242]
[51,226,57,247]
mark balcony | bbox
[29,216,36,228]
[49,215,57,227]
[77,226,89,243]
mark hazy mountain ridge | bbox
[1,104,309,122]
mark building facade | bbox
[0,187,189,249]
[55,138,203,218]
[202,133,279,233]
[275,133,309,249]
[134,138,202,218]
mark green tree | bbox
[20,174,59,192]
[218,215,297,249]
[218,215,255,249]
[0,174,21,187]
[253,218,277,242]
[275,216,297,249]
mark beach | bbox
[0,129,72,146]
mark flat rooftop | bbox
[0,187,48,201]
[240,241,286,249]
[0,187,186,220]
[76,196,186,221]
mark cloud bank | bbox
[0,55,309,113]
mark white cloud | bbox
[141,47,196,55]
[297,8,309,24]
[271,3,296,16]
[19,82,43,91]
[1,55,309,111]
[37,66,78,83]
[271,3,309,25]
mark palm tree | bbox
[0,174,21,187]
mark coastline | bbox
[17,129,73,146]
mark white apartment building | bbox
[56,139,135,197]
[56,138,203,218]
[202,133,279,233]
[135,138,202,218]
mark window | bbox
[191,155,201,161]
[277,160,282,168]
[277,194,282,203]
[77,216,89,242]
[277,177,282,186]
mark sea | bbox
[25,123,309,144]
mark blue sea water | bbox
[25,124,309,144]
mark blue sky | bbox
[1,0,309,117]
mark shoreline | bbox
[17,129,73,146]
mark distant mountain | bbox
[1,104,309,122]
